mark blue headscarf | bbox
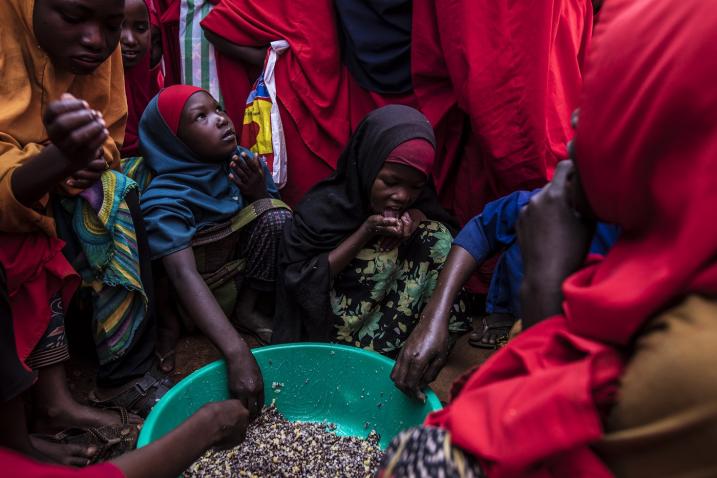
[138,93,278,260]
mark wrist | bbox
[223,339,250,364]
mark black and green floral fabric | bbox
[330,221,471,356]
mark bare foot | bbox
[32,364,142,434]
[33,401,142,434]
[30,436,99,467]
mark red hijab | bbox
[426,0,717,476]
[121,0,160,158]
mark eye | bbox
[215,105,224,113]
[195,113,207,121]
[136,22,149,33]
[60,12,83,24]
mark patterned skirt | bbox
[330,221,471,357]
[187,199,291,320]
[378,427,485,478]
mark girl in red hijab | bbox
[380,0,717,476]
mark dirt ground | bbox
[66,318,493,408]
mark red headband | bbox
[385,139,435,176]
[157,85,205,134]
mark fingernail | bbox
[99,118,106,127]
[103,128,109,136]
[82,101,89,108]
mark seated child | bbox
[457,189,619,348]
[139,85,291,417]
[274,105,471,386]
[0,94,141,463]
[0,263,251,475]
[390,177,620,397]
[0,0,171,418]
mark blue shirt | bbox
[453,190,621,317]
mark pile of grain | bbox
[186,405,384,477]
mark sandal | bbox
[32,422,139,464]
[89,370,173,418]
[468,314,515,349]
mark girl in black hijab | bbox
[274,105,471,357]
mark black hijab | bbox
[273,105,456,343]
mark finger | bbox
[234,166,250,184]
[75,158,108,173]
[390,353,411,395]
[236,157,253,176]
[421,355,447,388]
[403,354,429,398]
[228,172,245,187]
[47,110,105,139]
[65,122,109,152]
[70,168,103,181]
[548,160,575,193]
[44,99,93,124]
[66,178,98,189]
[250,155,263,174]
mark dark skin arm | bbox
[11,94,108,206]
[517,160,595,328]
[202,28,267,66]
[162,248,264,418]
[391,246,478,399]
[111,400,248,478]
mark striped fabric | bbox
[67,171,148,365]
[120,156,153,193]
[179,0,223,104]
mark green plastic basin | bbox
[137,343,441,450]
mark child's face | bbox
[369,163,426,216]
[120,0,150,69]
[33,0,125,75]
[178,91,237,162]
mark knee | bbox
[257,208,292,239]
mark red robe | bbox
[426,0,717,475]
[412,0,592,226]
[200,0,416,206]
[0,234,79,370]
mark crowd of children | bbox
[1,0,716,476]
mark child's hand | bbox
[200,400,250,449]
[44,93,109,172]
[229,151,269,202]
[64,151,108,190]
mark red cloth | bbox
[200,0,415,205]
[385,139,435,177]
[121,0,160,158]
[426,0,717,476]
[411,0,592,226]
[0,234,79,370]
[156,0,181,87]
[0,448,124,478]
[157,85,204,135]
